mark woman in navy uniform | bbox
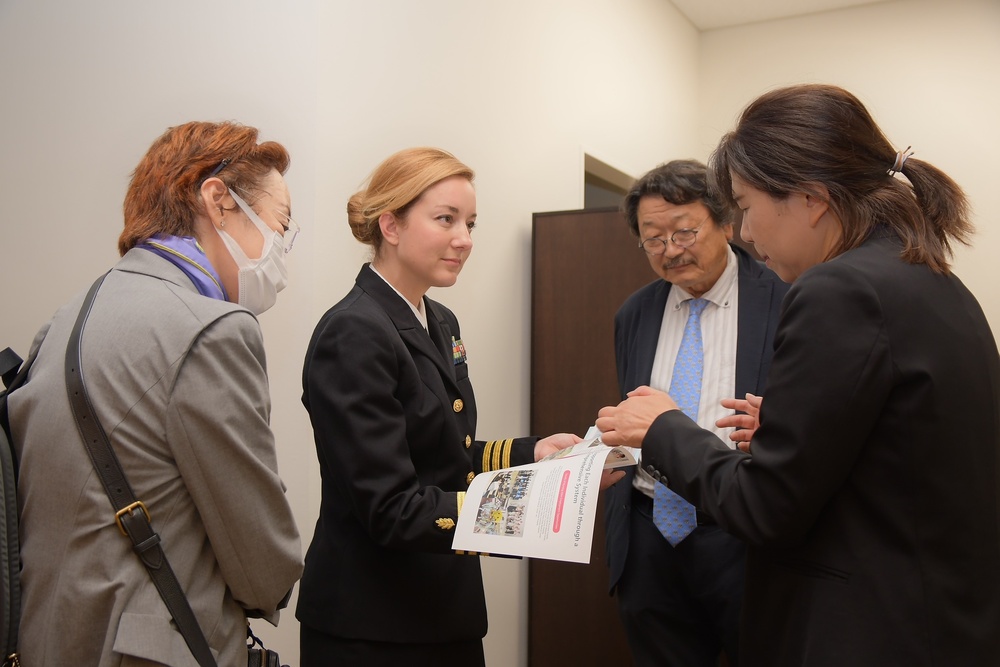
[297,147,579,666]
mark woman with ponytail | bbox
[597,84,1000,666]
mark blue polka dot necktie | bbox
[653,298,708,546]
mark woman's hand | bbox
[595,386,679,448]
[534,432,625,490]
[533,432,582,461]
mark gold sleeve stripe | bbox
[492,438,502,471]
[482,439,517,472]
[482,440,494,472]
[457,491,466,516]
[454,550,491,557]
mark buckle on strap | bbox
[115,500,151,536]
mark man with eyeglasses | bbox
[603,159,789,667]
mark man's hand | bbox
[600,469,627,490]
[717,392,762,453]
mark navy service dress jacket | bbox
[297,264,538,645]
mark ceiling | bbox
[670,0,893,30]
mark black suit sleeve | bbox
[643,262,888,547]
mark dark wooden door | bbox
[528,207,655,666]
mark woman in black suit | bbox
[297,147,579,666]
[597,84,1000,666]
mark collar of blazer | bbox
[355,264,460,391]
[116,246,200,291]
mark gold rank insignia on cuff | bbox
[457,491,466,516]
[436,518,456,530]
[482,438,513,472]
[455,551,490,557]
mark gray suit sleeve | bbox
[166,311,303,621]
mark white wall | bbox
[4,0,996,664]
[0,1,699,665]
[697,0,1000,337]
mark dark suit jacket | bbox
[297,265,536,644]
[642,235,1000,665]
[604,244,789,590]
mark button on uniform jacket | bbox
[297,265,537,644]
[9,249,303,666]
[642,234,1000,666]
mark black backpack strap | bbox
[64,273,217,667]
[0,350,22,391]
[1,347,25,459]
[0,418,19,664]
[0,348,26,661]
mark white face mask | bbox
[214,188,288,315]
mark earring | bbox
[219,206,225,228]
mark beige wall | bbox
[307,3,700,664]
[697,0,1000,336]
[1,0,996,664]
[0,1,698,665]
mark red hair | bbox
[119,121,290,255]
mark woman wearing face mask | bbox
[7,121,303,666]
[296,147,581,666]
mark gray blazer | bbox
[9,249,303,666]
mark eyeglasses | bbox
[207,158,231,179]
[234,185,301,255]
[638,218,707,255]
[206,160,302,254]
[274,211,301,254]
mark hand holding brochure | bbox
[452,435,636,563]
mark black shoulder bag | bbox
[65,274,281,667]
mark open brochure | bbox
[452,435,636,564]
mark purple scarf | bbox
[138,234,229,301]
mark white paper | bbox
[452,436,635,563]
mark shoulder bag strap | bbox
[64,273,217,667]
[0,348,29,662]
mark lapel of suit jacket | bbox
[425,300,456,362]
[631,280,671,389]
[733,244,776,397]
[633,245,777,398]
[356,266,458,393]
